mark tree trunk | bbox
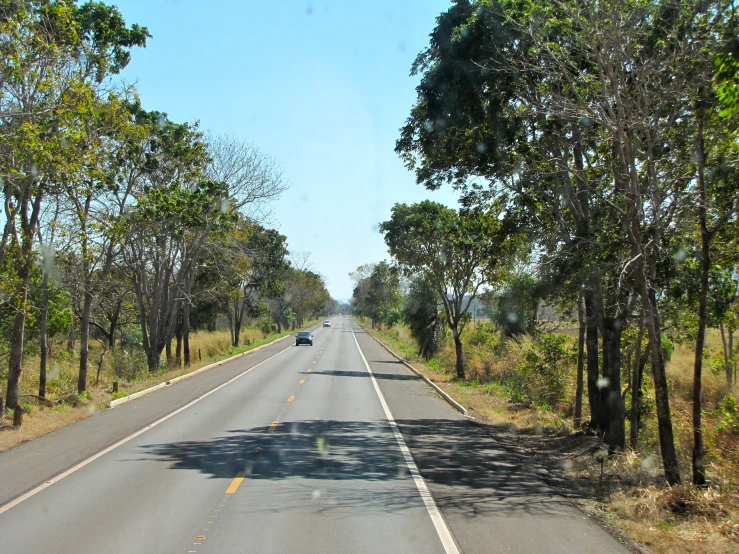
[692,225,710,485]
[574,290,585,429]
[452,328,465,380]
[721,322,734,390]
[39,270,50,399]
[183,301,191,367]
[5,225,35,409]
[643,285,681,485]
[176,327,183,368]
[630,316,646,449]
[67,319,76,353]
[730,324,735,389]
[5,289,29,411]
[603,317,625,451]
[584,289,604,434]
[165,337,173,367]
[78,288,94,394]
[233,316,241,348]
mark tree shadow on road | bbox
[138,417,576,518]
[300,369,418,381]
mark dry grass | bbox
[363,319,739,553]
[0,322,318,453]
[606,485,739,553]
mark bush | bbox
[715,395,739,435]
[256,317,272,336]
[488,272,545,337]
[386,307,403,327]
[661,335,675,363]
[516,333,573,409]
[467,322,502,350]
[403,275,446,360]
[111,349,148,382]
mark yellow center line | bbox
[307,368,312,373]
[300,379,305,384]
[313,361,316,364]
[225,472,246,494]
[269,421,279,432]
[287,395,295,402]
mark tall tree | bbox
[380,201,519,379]
[0,0,147,409]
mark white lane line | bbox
[0,344,295,516]
[351,329,461,554]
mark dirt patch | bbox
[0,402,93,451]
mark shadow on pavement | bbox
[300,369,418,381]
[139,417,572,518]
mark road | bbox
[0,317,629,553]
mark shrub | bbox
[111,390,129,401]
[715,395,739,435]
[111,349,147,382]
[516,333,573,409]
[467,322,501,350]
[488,272,546,337]
[256,317,272,336]
[662,335,675,363]
[403,275,446,360]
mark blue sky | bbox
[115,0,459,300]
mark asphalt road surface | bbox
[0,317,629,553]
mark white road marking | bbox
[351,328,461,554]
[0,344,295,515]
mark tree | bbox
[0,0,148,409]
[380,201,519,379]
[394,0,710,481]
[486,271,546,337]
[403,274,446,360]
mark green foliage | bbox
[257,316,273,337]
[386,307,403,327]
[111,349,147,382]
[487,272,545,337]
[467,322,501,351]
[403,274,447,360]
[662,336,675,364]
[516,334,574,409]
[111,390,128,401]
[714,396,739,435]
[352,261,402,328]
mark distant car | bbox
[323,320,331,327]
[295,331,313,346]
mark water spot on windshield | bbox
[641,453,657,471]
[597,377,610,389]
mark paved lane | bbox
[0,317,629,553]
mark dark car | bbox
[295,331,313,346]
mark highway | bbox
[0,317,628,553]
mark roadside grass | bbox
[359,317,739,553]
[0,321,318,452]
